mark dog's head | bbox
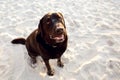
[38,12,67,45]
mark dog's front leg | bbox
[57,57,64,67]
[43,59,54,76]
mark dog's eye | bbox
[47,18,50,22]
[46,18,51,24]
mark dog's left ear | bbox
[58,12,63,18]
[58,12,66,28]
[38,18,44,37]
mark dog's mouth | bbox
[50,34,65,43]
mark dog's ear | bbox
[58,12,66,28]
[58,12,63,17]
[38,18,44,37]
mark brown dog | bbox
[11,12,68,76]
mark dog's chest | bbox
[44,46,66,59]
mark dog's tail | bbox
[11,38,26,45]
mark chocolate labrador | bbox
[11,12,68,76]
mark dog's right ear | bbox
[38,18,44,37]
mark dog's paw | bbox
[57,61,64,68]
[29,58,37,68]
[31,58,37,64]
[47,69,54,76]
[31,63,37,68]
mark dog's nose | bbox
[56,28,64,34]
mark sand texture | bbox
[0,0,120,80]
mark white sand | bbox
[0,0,120,80]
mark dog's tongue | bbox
[53,35,64,40]
[50,34,65,43]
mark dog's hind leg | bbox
[28,52,37,64]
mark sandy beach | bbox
[0,0,120,80]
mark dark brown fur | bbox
[11,12,68,76]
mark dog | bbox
[11,12,68,76]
